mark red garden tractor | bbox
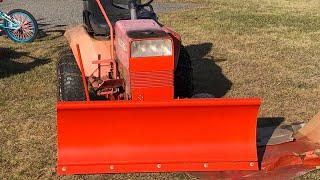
[56,0,320,178]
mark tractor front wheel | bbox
[57,47,86,101]
[174,45,194,98]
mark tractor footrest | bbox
[92,59,113,64]
[89,76,124,90]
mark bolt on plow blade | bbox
[57,98,261,175]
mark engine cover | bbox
[115,19,174,101]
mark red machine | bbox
[56,0,319,177]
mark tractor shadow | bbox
[186,43,232,97]
[0,48,50,79]
[257,117,285,168]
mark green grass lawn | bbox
[1,0,319,179]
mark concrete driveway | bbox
[1,0,199,31]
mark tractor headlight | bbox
[131,39,173,58]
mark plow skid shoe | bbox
[57,98,261,175]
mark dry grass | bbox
[0,0,320,179]
[0,32,64,178]
[160,0,320,123]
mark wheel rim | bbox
[7,12,36,42]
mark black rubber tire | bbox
[174,45,194,98]
[57,47,86,101]
[4,9,38,43]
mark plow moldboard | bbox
[57,98,261,174]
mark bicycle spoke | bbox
[6,11,36,42]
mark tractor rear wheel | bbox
[174,45,194,98]
[57,47,86,101]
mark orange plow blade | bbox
[57,98,261,175]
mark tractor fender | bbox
[64,25,113,77]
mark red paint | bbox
[130,55,174,101]
[75,44,90,101]
[57,98,261,174]
[114,20,175,101]
[95,0,114,60]
[58,0,263,176]
[192,138,320,179]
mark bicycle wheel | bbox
[4,9,38,43]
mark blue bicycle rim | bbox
[6,12,36,43]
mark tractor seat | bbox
[83,0,157,35]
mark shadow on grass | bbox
[257,117,284,128]
[38,28,66,40]
[257,117,285,169]
[37,19,66,40]
[186,43,232,97]
[0,48,50,79]
[0,19,66,40]
[186,43,286,169]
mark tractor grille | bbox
[131,70,173,88]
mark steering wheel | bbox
[112,0,154,9]
[139,0,154,7]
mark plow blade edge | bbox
[57,98,261,174]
